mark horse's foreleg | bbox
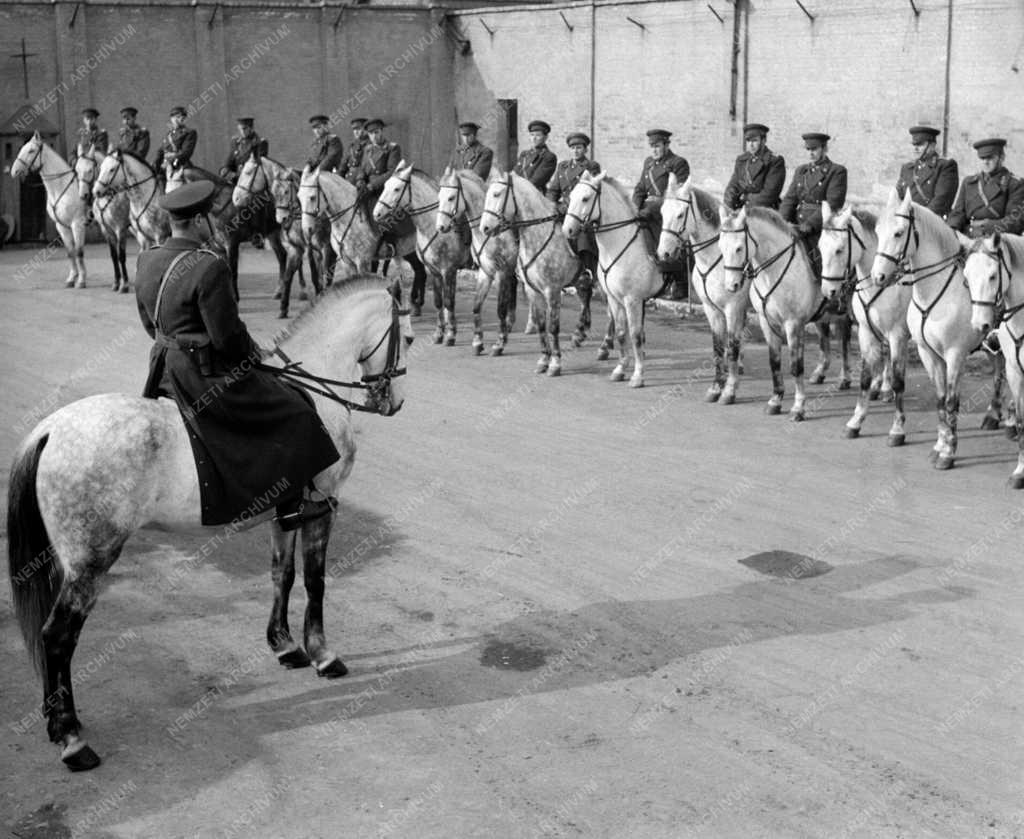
[497,269,518,345]
[301,514,347,678]
[982,349,1006,430]
[117,233,130,293]
[269,232,289,301]
[429,268,445,345]
[764,317,784,414]
[72,220,87,288]
[268,525,309,666]
[705,307,727,402]
[278,251,301,319]
[572,268,593,347]
[472,268,495,355]
[1010,381,1024,487]
[626,297,646,388]
[229,241,241,301]
[721,301,744,404]
[410,255,427,316]
[545,289,563,377]
[936,354,965,470]
[888,330,909,447]
[810,321,830,384]
[846,328,880,439]
[837,314,853,390]
[57,226,77,288]
[608,297,629,382]
[106,239,120,291]
[443,267,458,347]
[787,321,807,421]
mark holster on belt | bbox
[156,330,214,376]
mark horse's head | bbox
[819,202,859,300]
[11,132,45,179]
[657,173,694,263]
[964,234,1010,334]
[717,205,751,293]
[95,149,124,194]
[297,165,323,240]
[233,155,267,209]
[74,146,99,201]
[358,291,414,416]
[374,160,413,225]
[272,171,298,226]
[871,188,916,287]
[563,170,604,240]
[436,166,461,234]
[481,169,513,235]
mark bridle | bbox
[375,171,438,220]
[820,221,867,289]
[96,152,160,230]
[966,243,1014,313]
[19,141,78,226]
[482,175,562,287]
[234,157,269,205]
[565,178,646,276]
[659,193,723,275]
[258,297,409,414]
[299,172,361,248]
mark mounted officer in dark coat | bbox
[116,106,150,160]
[220,117,268,183]
[896,125,958,218]
[154,106,198,179]
[514,120,557,190]
[135,181,340,529]
[75,108,108,159]
[724,122,786,210]
[449,121,493,180]
[356,118,408,239]
[780,132,848,277]
[307,114,344,173]
[548,132,601,285]
[632,128,690,299]
[947,138,1024,237]
[338,118,368,183]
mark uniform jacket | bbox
[779,157,848,234]
[896,152,959,217]
[135,237,340,525]
[75,126,109,156]
[117,125,150,160]
[155,126,198,170]
[514,144,557,190]
[339,138,368,182]
[357,141,402,193]
[449,141,494,180]
[724,147,786,210]
[632,150,690,213]
[223,133,269,175]
[546,157,602,215]
[946,167,1024,236]
[307,133,344,172]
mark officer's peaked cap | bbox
[158,180,218,219]
[527,120,551,134]
[973,138,1007,158]
[801,132,830,149]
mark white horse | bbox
[11,133,89,288]
[7,280,412,771]
[74,145,132,292]
[964,233,1024,486]
[563,170,660,387]
[659,176,750,402]
[375,162,462,345]
[871,189,985,468]
[436,168,520,356]
[819,203,912,444]
[95,149,171,250]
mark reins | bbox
[566,179,646,276]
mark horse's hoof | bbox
[887,433,906,447]
[119,284,130,294]
[838,379,852,391]
[490,345,504,357]
[609,369,625,382]
[277,647,311,669]
[844,426,860,439]
[738,364,745,375]
[868,389,881,401]
[790,410,805,423]
[272,290,282,300]
[61,742,101,772]
[1006,426,1019,441]
[720,392,736,405]
[810,373,825,385]
[524,323,538,335]
[547,365,562,378]
[596,347,610,362]
[473,343,484,356]
[1009,475,1024,490]
[881,390,895,403]
[65,278,76,288]
[277,310,289,319]
[110,283,119,292]
[411,304,422,317]
[315,657,349,679]
[980,415,1001,431]
[705,389,722,403]
[432,331,444,345]
[445,334,456,347]
[298,291,309,302]
[629,377,644,389]
[934,455,955,471]
[765,403,782,415]
[571,332,586,348]
[75,281,86,289]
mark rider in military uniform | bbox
[947,138,1024,237]
[355,118,402,201]
[895,125,958,217]
[220,117,269,183]
[154,106,198,177]
[338,118,368,183]
[449,121,493,180]
[307,115,344,173]
[514,120,557,190]
[135,180,340,529]
[632,128,690,299]
[75,108,108,158]
[547,132,601,283]
[724,123,786,210]
[779,132,848,277]
[116,107,150,160]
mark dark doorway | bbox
[20,172,46,241]
[496,99,517,171]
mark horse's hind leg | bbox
[268,526,309,667]
[496,270,517,354]
[810,321,830,384]
[982,349,1006,430]
[301,515,347,678]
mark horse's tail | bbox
[7,433,62,675]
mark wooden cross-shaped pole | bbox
[11,38,38,100]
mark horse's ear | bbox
[442,164,452,178]
[899,189,913,212]
[32,130,41,141]
[954,231,973,249]
[679,178,691,197]
[991,231,1002,250]
[821,201,832,224]
[593,170,607,184]
[736,206,747,225]
[718,204,730,224]
[885,187,900,212]
[667,172,678,193]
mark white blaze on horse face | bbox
[374,172,405,223]
[232,159,255,208]
[480,179,507,234]
[964,247,1001,333]
[298,169,318,238]
[436,183,458,233]
[657,197,686,262]
[11,137,42,178]
[75,157,94,201]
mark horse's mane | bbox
[596,175,633,208]
[410,167,438,190]
[455,169,486,190]
[689,186,721,230]
[508,171,554,211]
[968,232,1024,270]
[276,275,393,345]
[121,149,156,174]
[852,208,877,235]
[747,206,792,235]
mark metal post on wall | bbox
[942,0,953,156]
[589,0,596,157]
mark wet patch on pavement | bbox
[479,639,549,671]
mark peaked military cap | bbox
[527,120,551,134]
[364,118,386,131]
[236,117,254,127]
[909,125,940,143]
[802,132,830,149]
[81,107,100,119]
[459,122,480,133]
[566,132,590,147]
[973,138,1007,158]
[350,118,367,128]
[743,123,769,139]
[158,180,217,219]
[169,106,188,117]
[120,106,138,118]
[309,114,329,125]
[646,128,672,143]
